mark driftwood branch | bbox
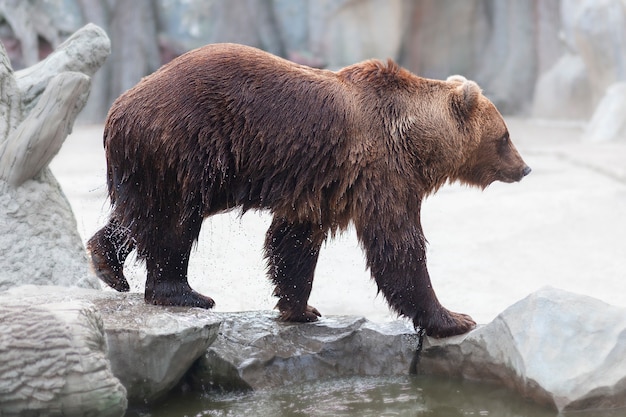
[0,72,90,186]
[0,23,110,188]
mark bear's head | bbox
[447,75,531,189]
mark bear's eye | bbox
[497,133,510,154]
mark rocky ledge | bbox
[1,286,625,416]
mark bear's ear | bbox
[448,76,481,121]
[446,74,468,84]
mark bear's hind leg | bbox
[87,218,134,292]
[143,218,215,309]
[264,217,327,322]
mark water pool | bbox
[124,374,624,417]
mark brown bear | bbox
[87,43,530,338]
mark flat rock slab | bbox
[418,286,626,412]
[187,311,420,391]
[1,286,221,405]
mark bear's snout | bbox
[512,165,532,182]
[498,164,532,184]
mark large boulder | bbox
[3,285,626,413]
[418,287,626,413]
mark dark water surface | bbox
[126,375,624,417]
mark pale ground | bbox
[49,119,626,325]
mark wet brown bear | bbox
[87,43,530,338]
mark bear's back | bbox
[103,44,364,225]
[105,44,358,155]
[109,44,346,127]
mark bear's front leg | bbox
[264,216,327,322]
[144,242,215,309]
[355,204,476,338]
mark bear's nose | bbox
[522,166,532,177]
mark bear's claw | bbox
[278,304,322,322]
[416,309,476,339]
[88,250,130,292]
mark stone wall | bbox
[1,0,624,138]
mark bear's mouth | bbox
[499,165,532,183]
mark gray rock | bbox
[1,286,222,406]
[584,82,626,142]
[180,289,626,413]
[15,23,111,115]
[0,291,127,417]
[418,287,626,413]
[188,312,419,390]
[0,23,111,187]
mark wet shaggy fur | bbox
[87,43,530,338]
